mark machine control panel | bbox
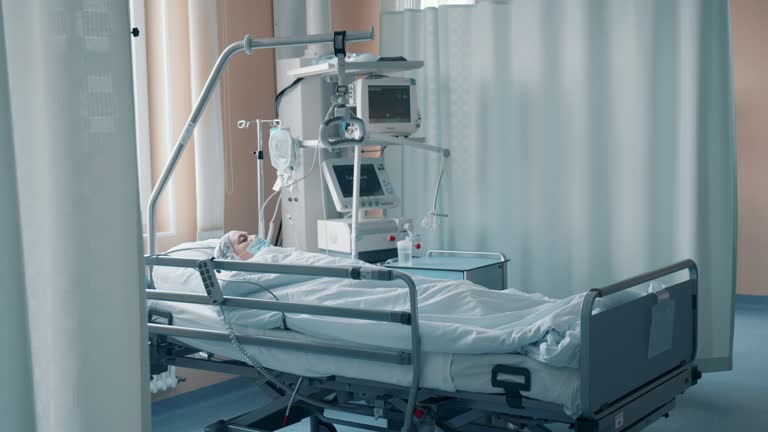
[317,217,412,263]
[322,158,400,213]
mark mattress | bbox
[149,299,581,416]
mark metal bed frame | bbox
[146,258,701,432]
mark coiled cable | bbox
[217,305,339,411]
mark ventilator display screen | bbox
[333,164,384,198]
[367,85,411,123]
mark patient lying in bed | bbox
[213,230,270,261]
[157,231,643,372]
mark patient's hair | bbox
[214,232,236,260]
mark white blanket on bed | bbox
[152,241,638,369]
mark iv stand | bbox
[237,118,281,240]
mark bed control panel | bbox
[197,259,224,305]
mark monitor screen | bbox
[367,85,411,124]
[333,164,384,198]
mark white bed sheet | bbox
[151,243,620,367]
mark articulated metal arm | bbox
[146,29,374,255]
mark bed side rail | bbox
[144,255,422,432]
[579,259,698,418]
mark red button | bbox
[414,408,425,419]
[415,243,421,250]
[388,235,396,242]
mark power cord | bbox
[217,305,339,411]
[259,145,320,243]
[283,377,304,426]
[217,278,287,329]
[148,246,216,257]
[276,78,305,114]
[422,155,448,230]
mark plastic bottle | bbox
[397,238,413,266]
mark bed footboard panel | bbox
[584,277,697,415]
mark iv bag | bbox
[268,127,295,172]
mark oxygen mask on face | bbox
[246,237,269,256]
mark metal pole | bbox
[256,120,265,238]
[350,145,362,259]
[392,271,421,432]
[147,29,374,255]
[148,323,410,364]
[145,289,411,325]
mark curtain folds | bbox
[145,0,226,248]
[0,6,36,430]
[381,0,736,370]
[189,0,226,240]
[1,0,150,430]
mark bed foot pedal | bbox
[491,365,531,409]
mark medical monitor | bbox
[322,158,400,213]
[354,76,419,137]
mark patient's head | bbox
[214,231,259,260]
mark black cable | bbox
[148,246,216,257]
[218,278,287,329]
[217,278,281,302]
[275,220,283,247]
[275,77,304,114]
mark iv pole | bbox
[236,118,281,240]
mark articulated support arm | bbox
[147,29,374,255]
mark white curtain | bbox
[0,6,35,430]
[189,0,226,240]
[1,0,150,431]
[382,0,736,371]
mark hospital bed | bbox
[145,256,700,432]
[139,27,700,432]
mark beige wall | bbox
[218,0,279,234]
[732,0,768,296]
[146,0,279,252]
[331,0,381,55]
